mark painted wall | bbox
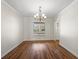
[56,0,78,56]
[54,16,60,40]
[24,17,55,40]
[1,0,24,57]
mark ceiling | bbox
[4,0,73,17]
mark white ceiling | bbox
[4,0,73,17]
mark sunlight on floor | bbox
[32,43,46,51]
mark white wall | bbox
[24,17,55,41]
[1,0,24,57]
[56,0,78,56]
[54,16,60,39]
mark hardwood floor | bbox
[2,40,77,59]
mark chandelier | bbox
[34,6,47,22]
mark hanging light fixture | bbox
[34,6,47,22]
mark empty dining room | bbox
[1,0,78,59]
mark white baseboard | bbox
[1,41,23,58]
[60,43,78,57]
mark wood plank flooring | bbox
[2,40,77,59]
